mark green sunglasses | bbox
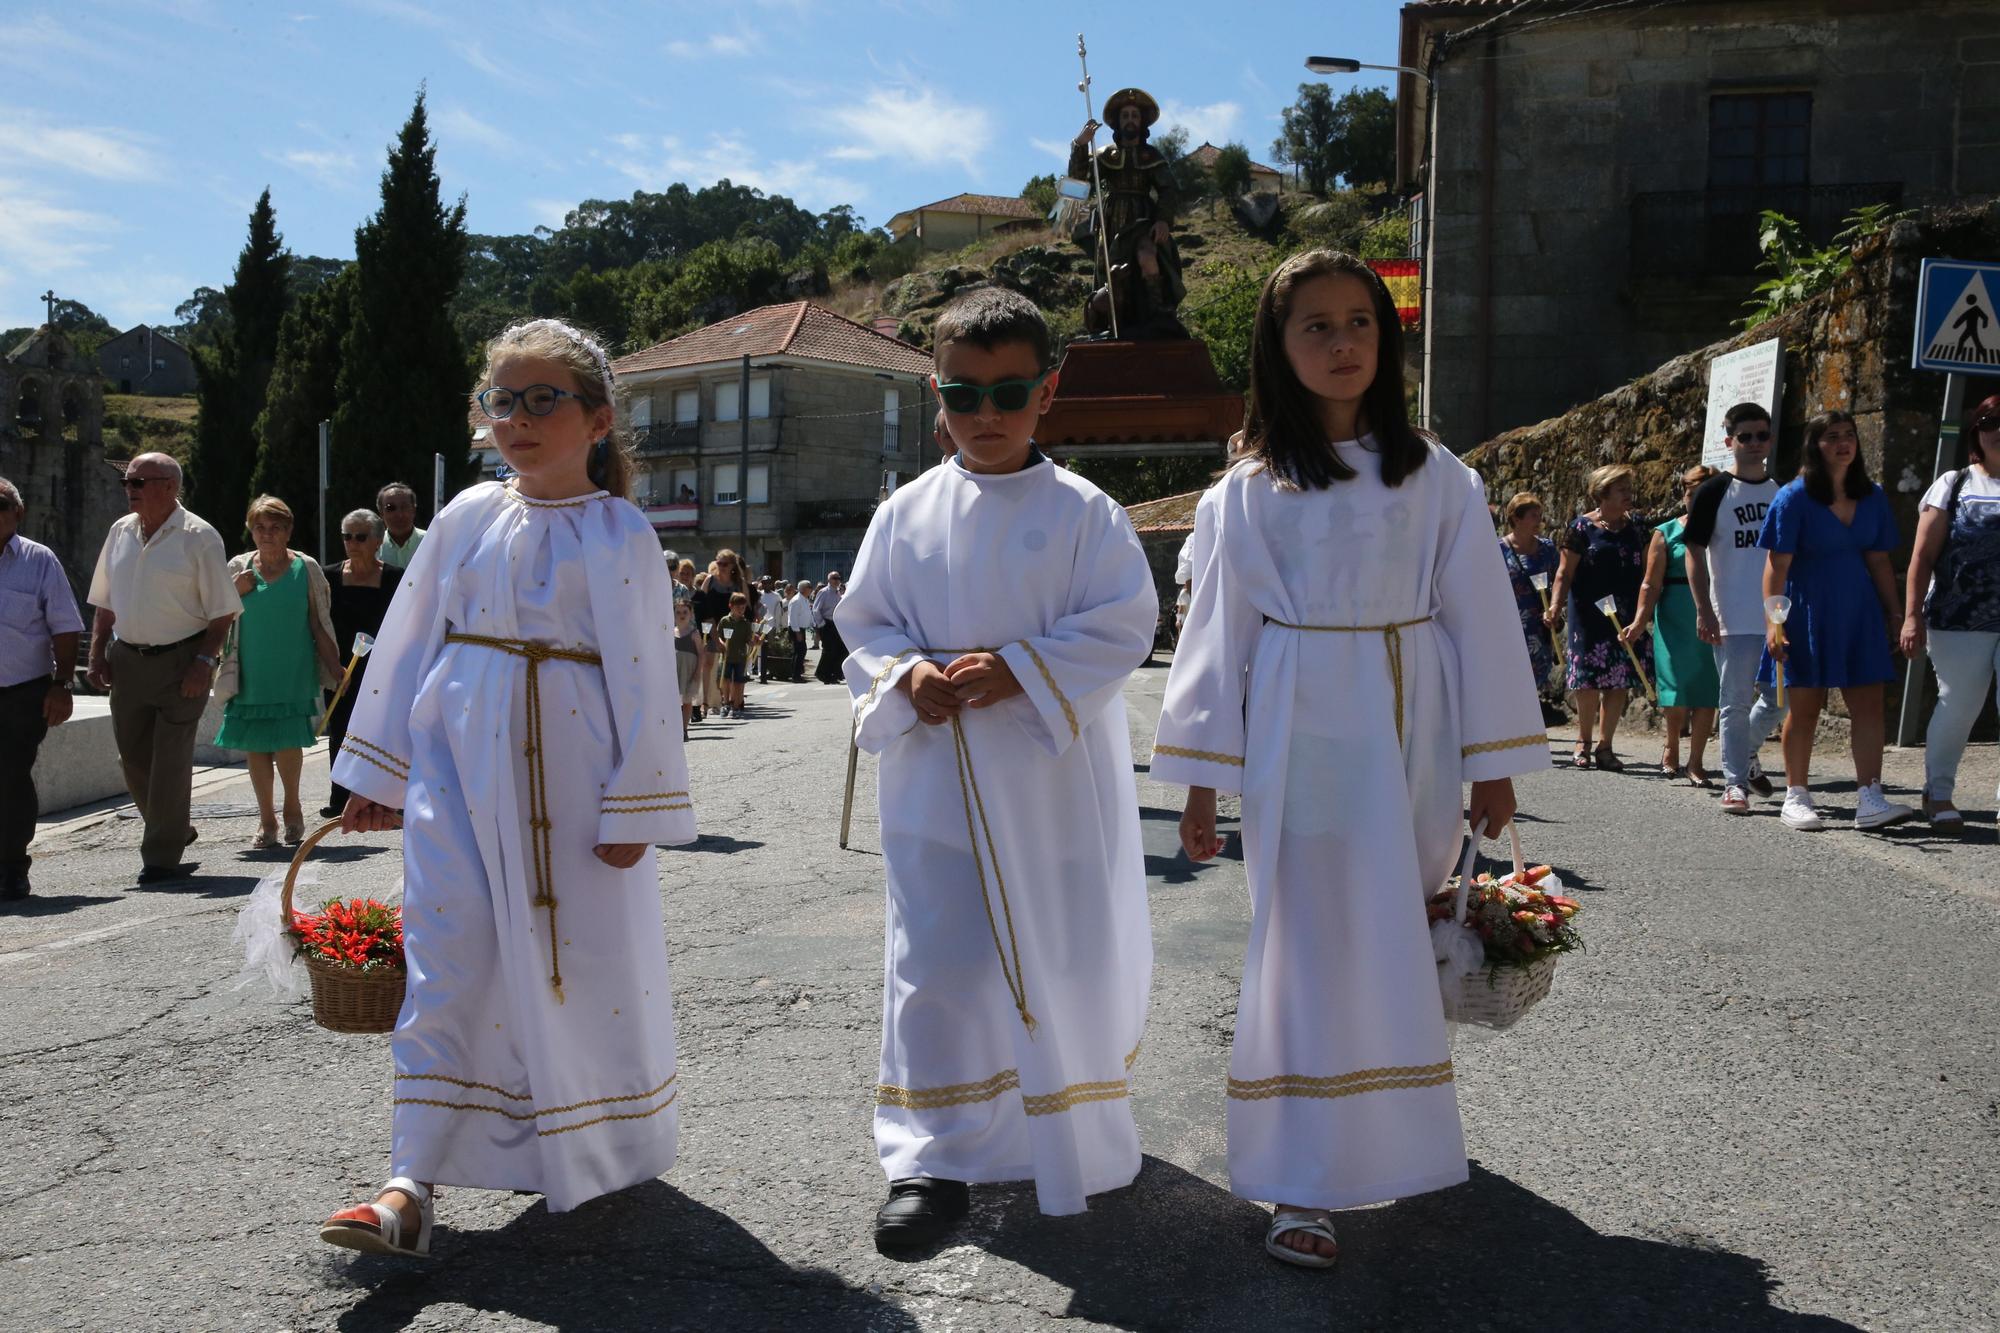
[934,370,1052,415]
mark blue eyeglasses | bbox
[477,384,582,420]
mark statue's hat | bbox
[1102,87,1160,127]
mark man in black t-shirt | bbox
[1684,402,1788,813]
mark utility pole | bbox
[738,354,750,554]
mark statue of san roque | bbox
[1068,87,1187,339]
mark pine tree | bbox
[189,190,292,538]
[330,90,471,529]
[253,267,355,559]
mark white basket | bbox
[1435,822,1565,1031]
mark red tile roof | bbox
[611,301,931,378]
[900,193,1043,220]
[1124,489,1203,536]
[1186,142,1282,177]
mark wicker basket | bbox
[281,819,406,1034]
[1437,821,1564,1031]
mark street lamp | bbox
[1304,53,1437,428]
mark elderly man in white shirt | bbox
[812,570,848,684]
[85,453,241,883]
[786,581,813,684]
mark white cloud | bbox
[823,86,992,175]
[0,109,157,182]
[595,133,867,212]
[435,104,511,154]
[270,147,360,188]
[0,178,116,274]
[665,30,760,58]
[0,14,102,64]
[1159,98,1244,149]
[1029,137,1074,166]
[526,198,574,230]
[345,0,448,28]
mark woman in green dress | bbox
[215,495,340,847]
[1633,466,1721,784]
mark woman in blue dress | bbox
[1497,491,1564,724]
[1758,411,1915,832]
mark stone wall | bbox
[1422,0,2000,447]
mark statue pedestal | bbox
[1037,339,1243,458]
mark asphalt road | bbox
[3,664,1995,1332]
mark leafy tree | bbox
[1021,174,1059,217]
[290,255,350,297]
[189,189,292,532]
[1359,213,1412,259]
[1154,126,1190,168]
[330,90,472,525]
[252,267,355,557]
[12,299,118,362]
[1067,454,1220,509]
[172,287,233,351]
[1183,261,1269,392]
[1211,143,1254,199]
[1327,88,1396,189]
[1273,85,1396,194]
[1738,202,1908,330]
[1272,83,1340,195]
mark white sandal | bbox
[1265,1207,1339,1269]
[319,1177,434,1258]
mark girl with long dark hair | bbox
[1153,250,1547,1270]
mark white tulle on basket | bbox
[231,863,310,998]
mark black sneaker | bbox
[1746,760,1775,798]
[874,1177,968,1251]
[0,867,28,902]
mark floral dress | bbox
[1499,535,1560,696]
[1563,515,1653,691]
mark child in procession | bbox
[717,592,754,717]
[1153,250,1548,1270]
[322,319,696,1257]
[837,286,1159,1249]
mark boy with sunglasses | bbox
[837,286,1159,1249]
[1685,401,1788,813]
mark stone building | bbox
[96,324,196,396]
[607,301,936,581]
[885,194,1047,253]
[1185,143,1286,195]
[1397,0,2000,446]
[0,327,126,608]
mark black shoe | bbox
[185,826,199,847]
[0,868,28,902]
[319,804,344,818]
[137,862,200,885]
[874,1177,968,1251]
[1746,764,1775,798]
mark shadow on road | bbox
[126,870,262,899]
[671,835,767,856]
[331,1180,918,1332]
[959,1158,1857,1331]
[0,894,103,917]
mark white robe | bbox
[1152,440,1548,1210]
[837,454,1157,1216]
[331,482,696,1213]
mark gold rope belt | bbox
[916,647,1036,1037]
[444,631,605,1003]
[1264,615,1435,746]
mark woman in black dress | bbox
[1547,464,1652,771]
[321,508,406,816]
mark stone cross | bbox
[42,289,56,328]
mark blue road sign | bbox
[1914,258,2000,373]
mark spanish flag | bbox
[1367,259,1422,329]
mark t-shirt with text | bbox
[1684,472,1779,635]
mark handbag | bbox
[212,619,241,704]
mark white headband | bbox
[507,318,615,399]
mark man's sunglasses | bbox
[341,531,374,542]
[935,371,1052,415]
[477,384,581,420]
[1732,429,1773,443]
[121,476,167,490]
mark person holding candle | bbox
[1757,411,1914,831]
[1498,492,1565,725]
[1547,465,1652,770]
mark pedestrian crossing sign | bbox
[1913,258,2000,372]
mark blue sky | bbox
[0,0,1403,333]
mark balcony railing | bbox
[639,502,700,530]
[794,497,879,531]
[1630,182,1904,278]
[635,422,701,456]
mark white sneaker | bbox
[1779,792,1824,831]
[1854,784,1917,831]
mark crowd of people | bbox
[1500,393,2000,834]
[0,266,1992,1282]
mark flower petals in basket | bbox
[1428,823,1582,1031]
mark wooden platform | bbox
[1038,339,1243,458]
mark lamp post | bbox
[1304,54,1437,429]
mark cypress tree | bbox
[188,190,291,538]
[330,91,472,526]
[252,267,355,558]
